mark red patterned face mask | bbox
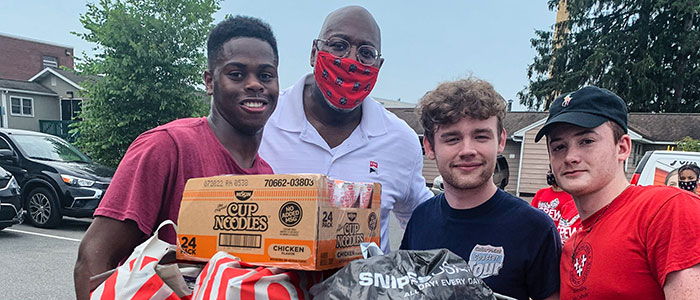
[313,51,379,110]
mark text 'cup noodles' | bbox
[327,180,374,208]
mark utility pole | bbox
[546,0,571,109]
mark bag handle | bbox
[89,220,180,293]
[130,220,178,271]
[156,219,177,233]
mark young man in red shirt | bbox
[73,16,279,299]
[536,86,700,299]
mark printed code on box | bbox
[219,233,262,248]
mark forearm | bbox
[74,248,117,300]
[73,217,144,299]
[74,259,90,300]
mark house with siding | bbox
[0,67,85,135]
[388,107,700,196]
[0,33,82,137]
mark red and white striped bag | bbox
[91,220,193,300]
[191,251,322,300]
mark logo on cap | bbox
[562,94,573,107]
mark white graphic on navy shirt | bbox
[468,244,504,279]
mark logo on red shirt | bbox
[570,241,593,287]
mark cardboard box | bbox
[176,174,381,271]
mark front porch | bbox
[39,120,77,142]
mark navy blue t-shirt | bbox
[400,189,561,300]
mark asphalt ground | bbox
[0,214,407,299]
[0,217,89,299]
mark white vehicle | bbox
[630,150,700,187]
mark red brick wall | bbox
[0,34,74,81]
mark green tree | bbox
[677,136,700,152]
[73,0,219,167]
[519,0,700,112]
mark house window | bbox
[61,99,82,120]
[42,56,58,68]
[632,143,644,167]
[10,96,34,117]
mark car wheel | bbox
[500,179,507,189]
[24,187,62,228]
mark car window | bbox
[499,158,508,170]
[12,134,91,163]
[645,154,700,186]
[0,137,11,150]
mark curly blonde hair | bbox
[417,77,506,147]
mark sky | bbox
[0,1,557,111]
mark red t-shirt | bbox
[531,187,574,228]
[561,185,700,299]
[94,117,273,243]
[556,200,581,244]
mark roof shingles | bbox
[0,78,57,94]
[388,108,700,142]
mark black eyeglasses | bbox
[314,37,381,66]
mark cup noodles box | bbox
[176,174,381,271]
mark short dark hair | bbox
[678,164,700,178]
[417,77,506,147]
[207,15,278,70]
[607,121,625,142]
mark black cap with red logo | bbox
[535,86,628,143]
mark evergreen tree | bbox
[520,0,700,112]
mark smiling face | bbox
[424,116,506,191]
[205,37,279,135]
[546,122,629,197]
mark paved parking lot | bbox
[0,214,407,299]
[0,218,89,299]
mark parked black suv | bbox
[0,165,23,230]
[0,129,115,228]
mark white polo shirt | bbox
[259,74,433,253]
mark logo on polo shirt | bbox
[369,161,378,174]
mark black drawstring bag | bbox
[310,248,496,300]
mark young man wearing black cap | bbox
[536,86,700,299]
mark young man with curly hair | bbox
[401,77,561,300]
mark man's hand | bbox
[74,217,144,300]
[664,263,700,299]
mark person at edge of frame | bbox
[73,16,280,299]
[536,85,700,299]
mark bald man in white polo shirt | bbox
[259,6,432,253]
